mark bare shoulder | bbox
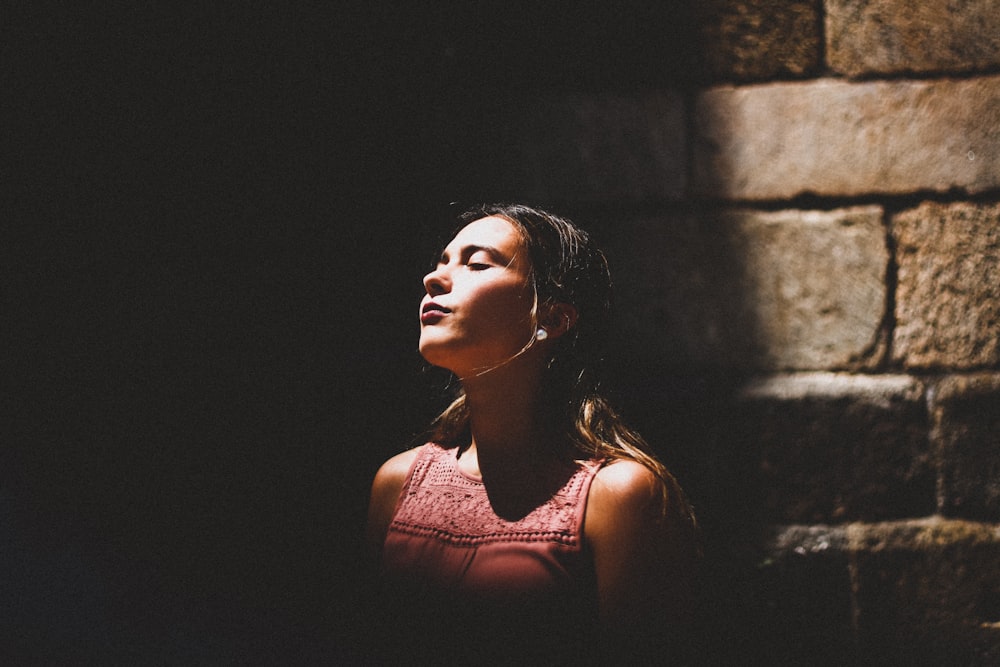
[592,457,659,489]
[585,457,699,644]
[374,446,422,487]
[588,458,662,518]
[366,446,423,553]
[370,446,422,508]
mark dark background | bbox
[6,4,700,661]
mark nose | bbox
[423,266,449,296]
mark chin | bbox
[420,341,483,378]
[418,337,453,368]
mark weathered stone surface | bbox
[893,201,1000,370]
[693,76,1000,199]
[768,522,850,556]
[741,372,923,405]
[827,0,1000,77]
[602,207,887,371]
[737,373,933,522]
[848,518,1000,663]
[766,524,848,560]
[727,207,888,370]
[931,373,1000,521]
[725,524,856,664]
[511,91,686,203]
[695,0,822,81]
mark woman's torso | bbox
[378,442,604,661]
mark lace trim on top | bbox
[389,443,600,548]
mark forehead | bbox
[446,216,525,256]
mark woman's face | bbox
[419,216,536,377]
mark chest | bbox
[382,445,598,599]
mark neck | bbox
[459,365,576,519]
[458,358,555,481]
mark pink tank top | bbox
[380,442,604,639]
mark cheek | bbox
[471,283,533,329]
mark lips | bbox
[421,302,451,324]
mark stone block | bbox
[693,76,1000,199]
[694,0,822,82]
[931,373,1000,521]
[893,201,1000,370]
[849,518,1000,664]
[601,206,886,371]
[827,0,1000,77]
[737,373,933,522]
[510,91,686,203]
[706,524,856,664]
[725,207,888,370]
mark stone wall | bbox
[503,2,1000,663]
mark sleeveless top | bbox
[377,442,605,662]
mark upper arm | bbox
[365,447,420,556]
[584,460,698,639]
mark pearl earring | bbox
[535,329,548,341]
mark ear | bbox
[538,302,578,341]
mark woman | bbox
[366,204,699,663]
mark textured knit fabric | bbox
[377,442,604,663]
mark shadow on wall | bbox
[590,209,780,665]
[5,3,899,664]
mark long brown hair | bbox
[426,204,695,525]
